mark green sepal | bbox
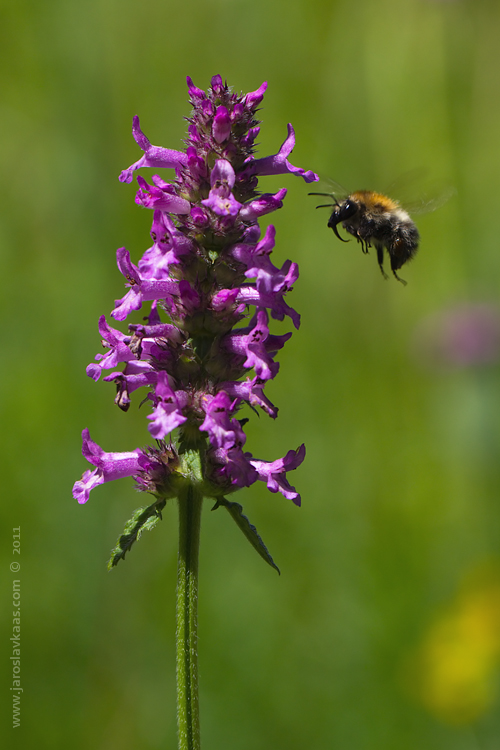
[212,498,280,575]
[108,497,167,569]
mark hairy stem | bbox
[176,483,203,750]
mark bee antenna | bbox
[315,204,334,210]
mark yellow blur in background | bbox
[407,563,500,725]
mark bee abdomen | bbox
[388,220,420,270]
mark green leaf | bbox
[108,498,167,569]
[212,498,280,574]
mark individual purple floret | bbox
[74,75,318,548]
[118,116,188,184]
[73,429,144,505]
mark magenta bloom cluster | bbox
[73,75,317,510]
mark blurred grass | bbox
[3,0,500,748]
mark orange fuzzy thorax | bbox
[350,190,400,213]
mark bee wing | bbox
[384,170,455,215]
[404,186,456,216]
[383,168,428,202]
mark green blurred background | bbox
[3,0,500,747]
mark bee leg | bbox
[389,252,408,285]
[391,269,407,286]
[375,245,389,280]
[357,235,369,254]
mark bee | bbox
[310,188,420,285]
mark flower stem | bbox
[176,482,203,750]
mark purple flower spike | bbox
[76,76,311,564]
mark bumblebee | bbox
[311,189,420,285]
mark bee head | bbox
[327,199,358,242]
